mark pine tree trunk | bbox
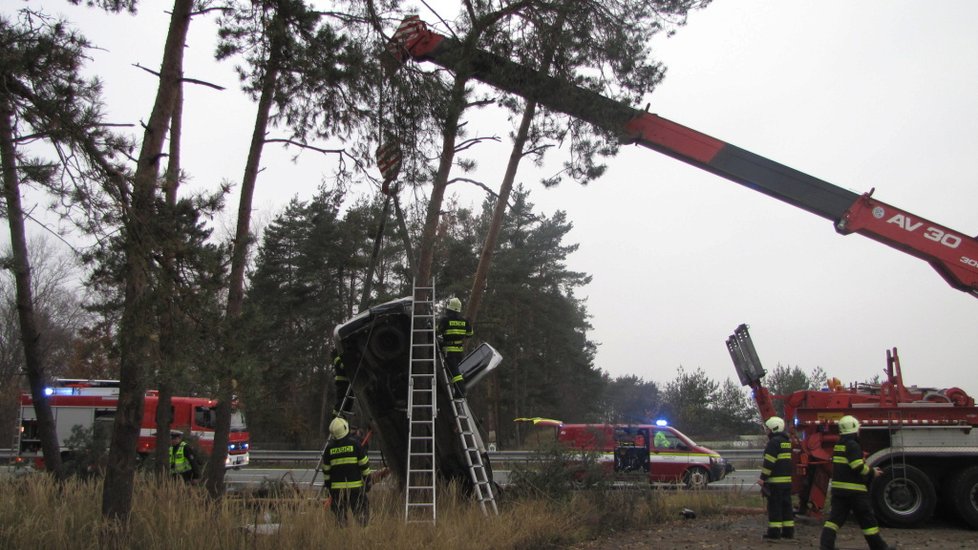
[102,0,191,521]
[415,74,468,285]
[206,19,283,499]
[154,78,184,477]
[0,99,63,479]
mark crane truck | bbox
[386,16,978,298]
[383,16,978,526]
[727,324,978,529]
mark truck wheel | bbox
[684,466,709,490]
[948,465,978,529]
[871,464,936,528]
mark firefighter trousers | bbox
[765,484,794,538]
[819,491,888,550]
[329,487,369,527]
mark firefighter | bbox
[759,416,794,540]
[819,415,894,550]
[654,429,671,449]
[331,349,353,418]
[437,296,472,397]
[169,430,199,483]
[322,417,371,527]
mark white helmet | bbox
[329,417,350,439]
[764,416,785,433]
[447,297,462,312]
[838,415,860,435]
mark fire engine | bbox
[518,418,731,489]
[728,324,978,529]
[17,379,250,469]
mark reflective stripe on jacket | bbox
[829,434,872,493]
[321,436,371,490]
[333,354,348,382]
[760,432,793,485]
[438,312,472,353]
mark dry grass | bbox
[0,474,757,549]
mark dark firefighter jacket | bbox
[437,311,472,354]
[322,435,371,490]
[830,433,873,493]
[333,352,348,384]
[760,431,792,485]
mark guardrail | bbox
[1,448,761,466]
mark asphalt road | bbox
[224,467,762,491]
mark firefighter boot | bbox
[781,526,794,540]
[818,526,837,550]
[762,526,781,541]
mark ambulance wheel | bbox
[948,465,978,529]
[684,466,709,490]
[871,464,935,528]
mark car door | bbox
[649,427,688,483]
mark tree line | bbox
[0,0,735,527]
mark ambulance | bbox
[519,418,731,488]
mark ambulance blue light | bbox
[655,419,668,427]
[44,387,54,396]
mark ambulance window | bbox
[653,429,680,449]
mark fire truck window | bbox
[195,407,216,429]
[230,410,247,431]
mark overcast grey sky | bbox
[13,1,978,396]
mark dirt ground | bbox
[568,508,978,549]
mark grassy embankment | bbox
[0,470,763,549]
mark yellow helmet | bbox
[447,297,462,312]
[764,416,785,433]
[838,415,860,435]
[329,417,350,439]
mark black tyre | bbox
[871,464,936,528]
[683,466,710,490]
[948,465,978,529]
[367,321,407,361]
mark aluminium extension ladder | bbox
[437,351,499,516]
[404,282,438,523]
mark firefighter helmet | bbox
[764,416,785,433]
[447,297,462,312]
[838,415,860,435]
[329,417,350,439]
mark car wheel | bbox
[684,466,709,490]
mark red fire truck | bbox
[17,379,250,469]
[518,418,730,489]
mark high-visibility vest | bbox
[170,442,192,474]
